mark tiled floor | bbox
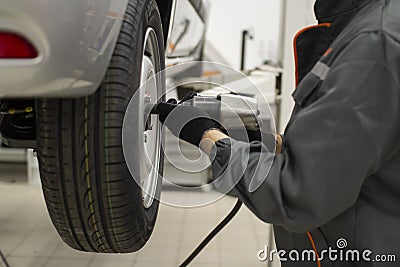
[0,163,280,267]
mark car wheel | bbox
[36,0,165,253]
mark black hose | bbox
[179,199,243,267]
[0,249,10,267]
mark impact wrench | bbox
[149,93,261,266]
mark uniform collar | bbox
[314,0,373,22]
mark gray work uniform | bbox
[212,0,400,266]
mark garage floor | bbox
[0,163,280,267]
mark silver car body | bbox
[0,0,207,98]
[166,0,206,61]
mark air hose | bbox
[0,248,10,267]
[179,199,243,267]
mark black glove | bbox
[154,99,221,147]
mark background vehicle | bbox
[0,0,208,253]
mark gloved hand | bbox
[154,98,222,147]
[228,129,261,142]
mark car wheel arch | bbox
[155,0,174,46]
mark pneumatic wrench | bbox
[149,93,261,133]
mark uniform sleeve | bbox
[212,32,400,233]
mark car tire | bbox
[36,0,165,253]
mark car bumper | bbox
[0,0,127,98]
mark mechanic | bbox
[155,0,400,266]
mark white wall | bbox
[205,0,317,131]
[206,0,282,69]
